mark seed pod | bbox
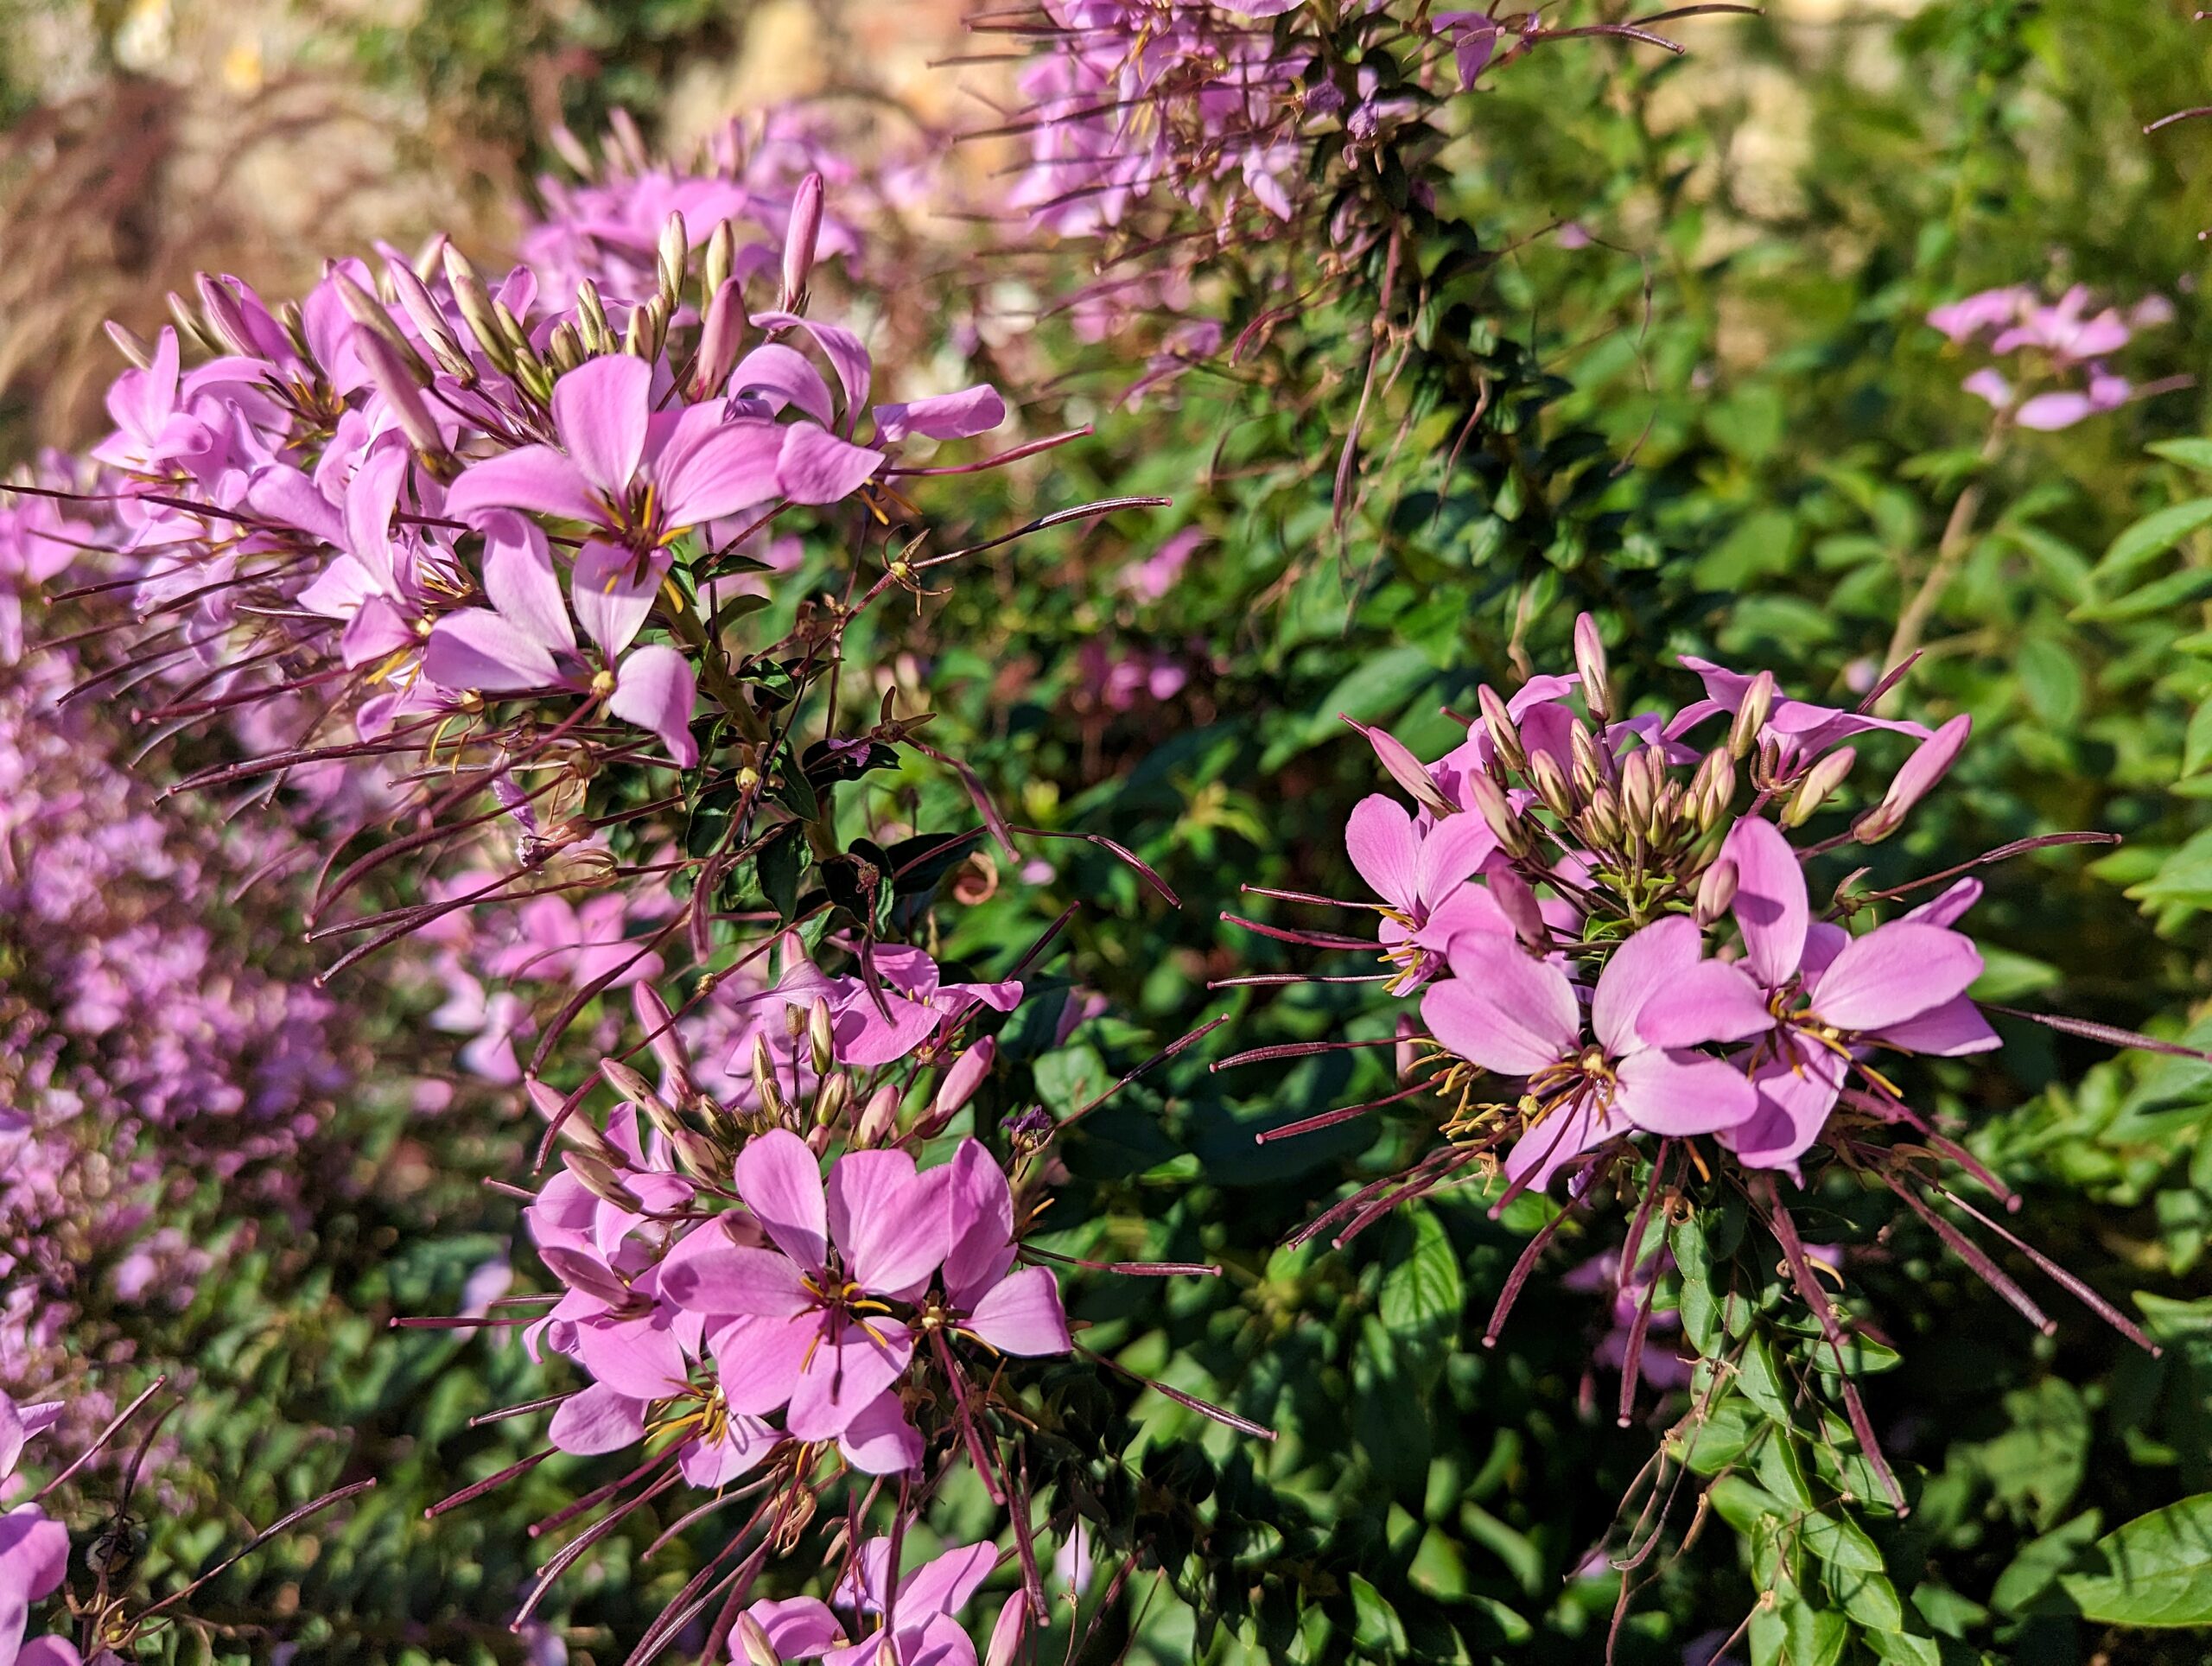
[1694,857,1738,925]
[1476,684,1526,773]
[1729,671,1777,759]
[1783,745,1857,827]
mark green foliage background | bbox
[14,1,2212,1663]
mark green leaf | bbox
[2094,497,2212,584]
[2148,437,2212,473]
[2061,1493,2212,1627]
[2184,697,2212,779]
[756,822,804,925]
[1377,1205,1463,1385]
[1033,1045,1108,1116]
[2075,563,2212,622]
[1801,1508,1886,1574]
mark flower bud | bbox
[1353,717,1451,816]
[1689,748,1736,828]
[548,122,595,176]
[782,172,825,312]
[811,1071,850,1129]
[691,278,748,401]
[333,268,429,379]
[166,290,218,356]
[563,1148,645,1214]
[1464,770,1530,858]
[703,218,738,302]
[1729,671,1777,760]
[656,210,690,308]
[808,997,836,1076]
[984,1595,1028,1666]
[1476,684,1526,773]
[751,1033,791,1124]
[855,1082,901,1147]
[1782,745,1855,828]
[670,1129,726,1185]
[194,273,257,359]
[1694,857,1738,925]
[736,1614,783,1666]
[934,1037,997,1121]
[1582,784,1624,849]
[598,1058,682,1141]
[442,246,514,374]
[1488,864,1549,950]
[354,328,445,456]
[575,279,613,353]
[1854,713,1970,844]
[632,983,696,1104]
[625,293,668,360]
[1568,721,1606,796]
[103,319,153,369]
[1573,613,1611,724]
[1528,751,1576,820]
[385,253,474,383]
[1618,747,1658,832]
[548,321,586,375]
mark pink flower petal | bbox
[1589,916,1701,1058]
[836,1391,925,1476]
[481,511,576,655]
[1721,817,1808,989]
[1868,995,2001,1057]
[445,444,596,525]
[1719,1042,1847,1173]
[548,1381,646,1454]
[778,423,884,506]
[659,1243,813,1317]
[873,385,1007,444]
[944,1141,1018,1310]
[1636,959,1774,1050]
[1501,1097,1607,1192]
[658,416,785,528]
[827,1148,950,1296]
[968,1266,1071,1356]
[609,644,699,767]
[786,1320,913,1441]
[551,353,651,498]
[572,1313,688,1399]
[1809,922,1981,1033]
[569,539,663,658]
[1615,1048,1758,1136]
[709,1313,817,1415]
[1345,794,1419,912]
[423,608,562,692]
[734,1129,829,1270]
[1421,938,1580,1074]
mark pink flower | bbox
[1421,917,1759,1191]
[662,1130,946,1463]
[1344,798,1513,988]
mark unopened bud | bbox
[933,1038,997,1121]
[442,247,513,374]
[194,273,257,359]
[1353,716,1451,816]
[354,328,444,455]
[1488,864,1549,950]
[736,1614,783,1666]
[1694,857,1738,925]
[333,269,428,379]
[1583,784,1624,849]
[782,173,824,312]
[1464,770,1530,858]
[984,1595,1028,1666]
[563,1148,645,1213]
[103,320,153,369]
[548,122,595,177]
[1618,747,1659,831]
[810,1071,851,1130]
[656,210,690,308]
[1783,745,1856,828]
[1567,721,1607,796]
[1689,747,1737,828]
[624,294,665,360]
[702,218,738,302]
[1573,613,1611,724]
[855,1082,901,1146]
[1854,713,1970,845]
[548,321,586,375]
[670,1128,725,1184]
[1528,751,1576,820]
[1729,671,1777,760]
[575,279,612,353]
[599,1058,682,1140]
[493,298,535,359]
[166,291,218,356]
[1477,685,1526,773]
[632,983,696,1103]
[385,254,474,383]
[752,1034,791,1123]
[692,278,748,401]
